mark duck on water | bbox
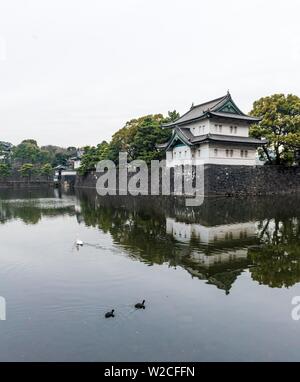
[105,309,115,318]
[135,300,145,309]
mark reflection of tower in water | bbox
[166,218,260,294]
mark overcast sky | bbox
[0,0,299,147]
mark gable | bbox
[171,135,187,148]
[217,100,242,115]
[173,141,186,148]
[165,131,190,152]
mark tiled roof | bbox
[163,94,228,127]
[209,112,261,122]
[190,133,266,145]
[162,93,261,128]
[156,128,266,151]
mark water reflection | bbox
[249,218,300,288]
[75,190,300,294]
[1,188,299,293]
[0,188,76,224]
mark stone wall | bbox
[0,172,53,189]
[75,165,300,196]
[205,165,300,195]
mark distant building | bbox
[68,149,84,170]
[158,92,266,167]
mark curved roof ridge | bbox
[161,93,259,128]
[192,94,228,110]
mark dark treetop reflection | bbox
[75,190,300,293]
[0,188,300,362]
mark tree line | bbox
[77,111,179,175]
[0,93,299,179]
[0,140,78,179]
[78,93,300,175]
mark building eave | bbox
[190,134,267,146]
[159,133,267,151]
[162,113,209,129]
[161,93,262,128]
[208,111,262,122]
[157,128,194,151]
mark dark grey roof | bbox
[157,127,266,151]
[177,127,194,141]
[209,111,261,122]
[163,94,228,127]
[162,93,261,128]
[156,128,192,150]
[191,134,266,145]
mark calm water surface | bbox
[0,188,299,361]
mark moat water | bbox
[0,188,299,361]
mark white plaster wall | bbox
[189,119,210,136]
[167,144,193,166]
[166,218,192,243]
[188,119,250,137]
[208,119,249,137]
[166,218,258,245]
[207,143,256,165]
[166,142,257,167]
[166,151,173,162]
[189,249,248,267]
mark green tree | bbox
[78,110,179,172]
[250,94,300,165]
[12,140,40,165]
[39,163,53,179]
[107,122,139,163]
[0,163,11,178]
[107,111,178,164]
[19,163,35,180]
[78,141,109,175]
[129,113,175,163]
[52,152,69,167]
[38,150,53,165]
[40,145,78,167]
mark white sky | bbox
[0,0,299,147]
